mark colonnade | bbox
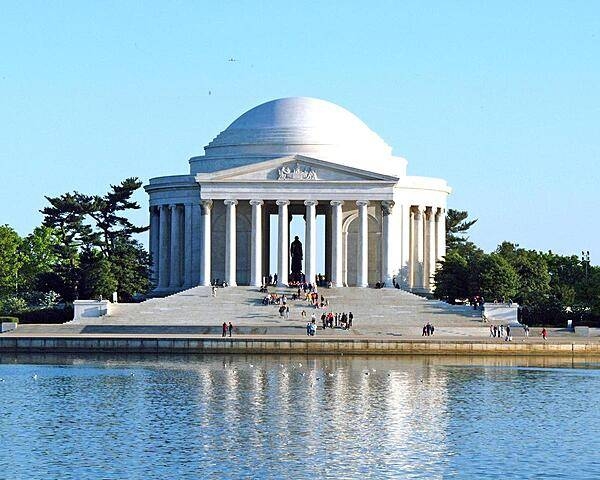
[149,199,446,292]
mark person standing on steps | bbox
[222,322,227,337]
[228,322,233,337]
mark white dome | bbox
[197,97,403,175]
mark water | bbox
[0,354,599,479]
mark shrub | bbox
[16,307,73,324]
[0,316,19,323]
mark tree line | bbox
[434,210,600,325]
[0,178,151,320]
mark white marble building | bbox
[145,97,451,294]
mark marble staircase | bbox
[69,286,485,336]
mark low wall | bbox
[0,336,599,356]
[483,303,520,325]
[73,300,109,321]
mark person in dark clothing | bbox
[228,322,233,337]
[222,322,227,337]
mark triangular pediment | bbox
[195,155,399,183]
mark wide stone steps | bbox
[74,286,484,334]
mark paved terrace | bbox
[3,287,598,346]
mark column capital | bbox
[249,199,264,206]
[356,200,370,207]
[304,200,318,207]
[224,199,238,206]
[276,199,290,206]
[413,205,426,217]
[330,200,344,207]
[381,200,395,216]
[435,207,446,219]
[426,206,437,219]
[200,199,213,213]
[169,203,179,210]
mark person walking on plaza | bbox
[228,322,233,337]
[222,322,227,337]
[541,328,548,340]
[211,286,217,297]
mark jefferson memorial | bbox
[145,97,451,294]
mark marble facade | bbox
[145,97,451,293]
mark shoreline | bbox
[1,334,600,356]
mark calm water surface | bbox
[0,354,598,479]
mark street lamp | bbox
[581,251,590,280]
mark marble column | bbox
[200,200,212,286]
[149,206,160,287]
[224,199,238,287]
[426,207,436,290]
[304,200,318,285]
[381,201,395,287]
[183,203,193,288]
[159,205,170,289]
[276,200,289,286]
[250,199,263,287]
[413,206,426,291]
[169,204,182,289]
[435,207,446,262]
[357,200,369,287]
[330,200,343,287]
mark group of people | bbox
[319,311,354,330]
[470,296,485,310]
[422,322,435,336]
[490,324,542,340]
[221,322,234,337]
[490,324,512,341]
[262,292,287,306]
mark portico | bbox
[145,97,451,293]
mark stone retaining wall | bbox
[1,337,599,356]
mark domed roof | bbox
[201,97,397,173]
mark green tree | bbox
[77,177,148,256]
[478,254,519,302]
[433,250,470,302]
[446,209,478,251]
[18,226,60,289]
[0,225,23,297]
[39,178,151,302]
[495,242,550,305]
[79,249,117,300]
[110,238,152,301]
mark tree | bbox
[18,226,60,289]
[433,250,470,302]
[110,238,152,301]
[478,254,519,302]
[79,249,117,300]
[446,209,478,251]
[39,178,151,302]
[0,225,22,297]
[495,242,550,305]
[76,177,148,256]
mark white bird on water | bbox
[33,374,38,380]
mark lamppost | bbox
[581,250,590,280]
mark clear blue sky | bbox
[1,1,598,264]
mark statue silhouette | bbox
[290,236,303,277]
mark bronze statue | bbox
[290,236,303,276]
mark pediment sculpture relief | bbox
[277,164,318,180]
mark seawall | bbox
[1,336,600,356]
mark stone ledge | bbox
[1,336,599,356]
